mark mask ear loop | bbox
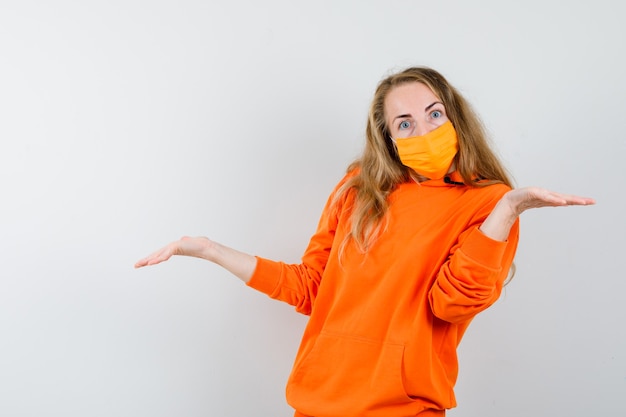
[386,135,400,160]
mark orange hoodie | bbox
[247,171,519,417]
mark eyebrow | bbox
[424,101,443,112]
[392,101,444,122]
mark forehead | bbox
[384,82,441,114]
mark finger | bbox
[148,248,173,265]
[134,259,147,268]
[566,196,596,205]
[533,191,569,206]
[551,193,596,206]
[134,255,159,268]
[134,246,173,268]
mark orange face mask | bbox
[393,120,459,180]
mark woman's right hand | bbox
[134,236,214,268]
[134,236,257,283]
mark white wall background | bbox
[1,1,624,416]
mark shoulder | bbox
[473,180,512,197]
[321,168,359,217]
[330,167,360,195]
[461,182,511,220]
[465,182,511,204]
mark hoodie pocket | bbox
[287,332,413,416]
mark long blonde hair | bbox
[334,66,514,252]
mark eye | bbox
[431,110,443,119]
[399,120,411,130]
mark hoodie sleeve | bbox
[246,174,352,315]
[428,191,520,324]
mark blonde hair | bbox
[334,66,514,253]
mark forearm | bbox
[429,223,519,323]
[206,241,257,283]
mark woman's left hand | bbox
[479,187,595,242]
[503,187,596,217]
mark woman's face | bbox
[384,82,449,139]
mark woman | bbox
[135,67,594,416]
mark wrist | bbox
[202,239,221,263]
[496,192,521,223]
[479,193,520,242]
